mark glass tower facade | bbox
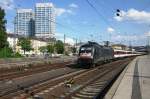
[14,9,34,37]
[35,3,55,38]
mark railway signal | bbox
[116,9,121,16]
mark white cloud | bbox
[0,0,14,10]
[55,8,73,16]
[114,16,123,21]
[6,28,13,34]
[65,37,75,45]
[66,9,73,14]
[114,8,150,23]
[111,34,145,42]
[55,33,64,38]
[145,31,150,36]
[55,8,66,16]
[69,3,78,8]
[55,3,78,17]
[107,27,115,33]
[55,33,75,45]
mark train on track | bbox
[77,41,141,68]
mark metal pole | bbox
[75,38,77,54]
[109,33,111,42]
[62,34,66,62]
[64,34,66,55]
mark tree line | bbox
[17,37,65,55]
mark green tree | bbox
[18,37,32,54]
[0,7,8,50]
[39,46,47,55]
[47,44,54,53]
[55,40,64,54]
[0,7,22,58]
[0,47,13,58]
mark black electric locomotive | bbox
[77,41,114,68]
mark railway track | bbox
[0,57,76,75]
[0,57,134,99]
[35,58,130,99]
[68,61,129,99]
[0,67,86,98]
[0,61,73,81]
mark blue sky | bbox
[1,0,150,46]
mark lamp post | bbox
[89,34,94,41]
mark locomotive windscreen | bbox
[79,46,93,58]
[80,47,92,53]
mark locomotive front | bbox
[77,45,94,65]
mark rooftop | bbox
[7,33,56,43]
[17,9,33,13]
[36,3,54,7]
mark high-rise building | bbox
[14,9,34,37]
[35,3,55,38]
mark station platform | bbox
[105,55,150,99]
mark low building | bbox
[7,34,50,55]
[64,43,74,54]
[29,39,48,55]
[111,44,128,50]
[7,34,18,50]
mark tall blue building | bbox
[14,9,34,37]
[35,3,55,38]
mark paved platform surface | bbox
[112,55,150,99]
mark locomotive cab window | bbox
[80,47,92,53]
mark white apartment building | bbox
[35,3,55,38]
[14,9,34,37]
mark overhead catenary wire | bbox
[86,0,138,45]
[85,0,120,44]
[92,0,124,38]
[47,19,80,42]
[51,20,80,33]
[85,0,114,28]
[94,0,115,17]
